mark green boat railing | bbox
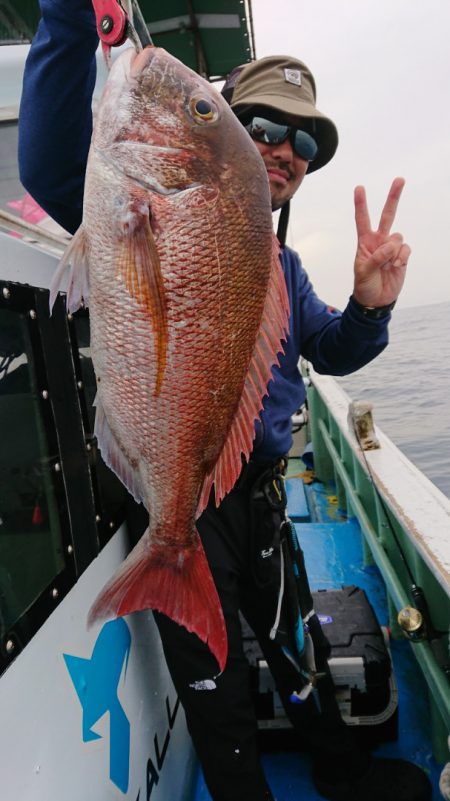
[306,369,450,762]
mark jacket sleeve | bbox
[18,0,99,234]
[296,259,390,376]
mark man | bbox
[18,4,430,801]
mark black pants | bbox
[127,463,369,801]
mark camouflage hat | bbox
[223,55,338,173]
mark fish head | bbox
[92,46,269,207]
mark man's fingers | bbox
[391,242,411,269]
[378,177,405,235]
[370,240,398,269]
[354,185,371,237]
[355,178,405,238]
[366,239,410,272]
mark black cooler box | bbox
[242,585,398,746]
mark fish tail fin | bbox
[88,528,227,672]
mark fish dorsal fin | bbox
[49,226,90,314]
[117,208,168,395]
[94,393,145,505]
[197,235,289,515]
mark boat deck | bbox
[193,460,443,800]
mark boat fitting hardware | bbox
[100,14,114,34]
[348,400,380,450]
[398,606,425,641]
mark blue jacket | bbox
[18,0,390,462]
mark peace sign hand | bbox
[353,177,411,308]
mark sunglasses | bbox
[245,117,318,162]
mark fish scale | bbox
[50,45,289,673]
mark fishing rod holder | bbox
[348,400,380,451]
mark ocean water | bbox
[336,301,450,499]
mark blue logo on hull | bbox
[64,618,132,793]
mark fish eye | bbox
[190,96,218,123]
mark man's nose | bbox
[269,137,294,161]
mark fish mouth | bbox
[117,45,169,83]
[98,142,200,197]
[129,46,158,79]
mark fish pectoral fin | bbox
[94,393,145,505]
[197,233,289,514]
[88,528,228,673]
[118,209,168,395]
[49,226,90,314]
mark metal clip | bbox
[92,0,128,48]
[91,0,152,67]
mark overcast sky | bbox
[249,0,450,310]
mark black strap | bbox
[276,201,290,247]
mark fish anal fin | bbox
[88,528,227,673]
[94,393,145,505]
[117,205,168,395]
[49,226,90,314]
[197,235,289,515]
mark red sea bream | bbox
[50,46,290,672]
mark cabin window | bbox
[0,285,127,674]
[0,119,69,242]
[0,302,66,654]
[0,120,23,218]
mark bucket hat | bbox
[222,56,338,173]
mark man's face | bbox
[246,112,311,210]
[243,112,309,211]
